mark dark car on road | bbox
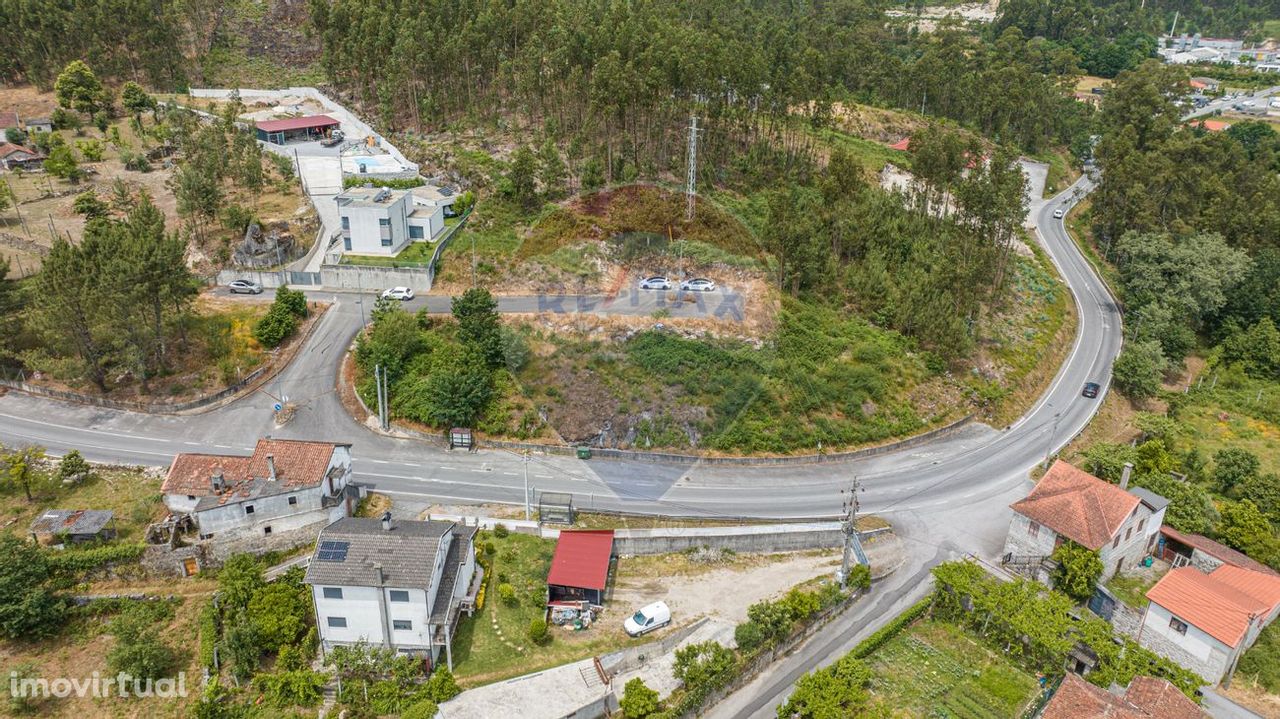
[1082,382,1101,398]
[228,279,263,294]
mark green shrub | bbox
[252,305,299,348]
[275,285,309,318]
[734,620,766,653]
[402,699,439,719]
[46,542,146,573]
[199,600,218,669]
[252,669,327,707]
[851,597,932,659]
[527,618,550,645]
[498,583,517,606]
[342,175,425,189]
[492,523,509,538]
[620,677,660,718]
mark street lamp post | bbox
[1044,411,1063,468]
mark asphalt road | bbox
[0,170,1119,713]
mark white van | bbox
[624,601,671,637]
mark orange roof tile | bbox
[1010,461,1139,550]
[889,137,911,151]
[1210,564,1280,614]
[162,439,345,498]
[1161,526,1279,576]
[1042,674,1146,719]
[1196,119,1231,132]
[1124,677,1206,719]
[1146,567,1269,647]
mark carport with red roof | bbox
[546,530,615,606]
[255,114,341,145]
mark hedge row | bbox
[199,599,219,670]
[851,596,933,659]
[46,542,146,573]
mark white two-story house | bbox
[1001,460,1167,583]
[1141,563,1280,685]
[335,184,453,257]
[161,439,356,542]
[304,513,481,670]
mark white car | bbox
[624,601,671,637]
[679,278,716,292]
[1052,208,1065,219]
[639,276,672,290]
[380,286,414,301]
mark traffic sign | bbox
[273,403,283,412]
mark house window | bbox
[381,236,393,247]
[323,587,343,600]
[1028,521,1040,538]
[187,495,196,501]
[344,237,352,251]
[263,526,272,535]
[1138,518,1145,533]
[1169,616,1188,635]
[409,225,424,239]
[341,216,350,230]
[327,616,348,628]
[393,620,412,631]
[379,218,390,227]
[245,505,255,515]
[1125,527,1132,541]
[389,590,410,603]
[288,496,298,505]
[1112,534,1120,549]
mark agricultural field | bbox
[863,619,1041,718]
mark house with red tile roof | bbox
[1039,673,1207,719]
[1159,525,1280,577]
[162,438,357,542]
[0,142,45,172]
[1139,564,1280,684]
[1001,461,1167,583]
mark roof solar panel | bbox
[316,540,350,562]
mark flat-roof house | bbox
[547,530,614,606]
[1039,673,1207,719]
[335,185,448,258]
[1001,461,1166,584]
[255,115,341,145]
[23,118,52,134]
[305,513,481,670]
[0,143,45,172]
[161,438,356,542]
[1140,564,1280,685]
[29,509,116,545]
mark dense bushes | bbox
[734,582,847,654]
[0,535,67,639]
[45,542,146,573]
[851,597,932,659]
[252,286,308,348]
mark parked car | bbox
[320,130,345,148]
[1052,208,1065,219]
[228,279,263,295]
[380,286,415,301]
[638,276,672,290]
[679,278,716,292]
[1082,382,1101,399]
[624,601,671,637]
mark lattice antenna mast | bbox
[840,476,869,588]
[685,116,700,221]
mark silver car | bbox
[639,276,672,290]
[228,279,263,294]
[680,278,716,292]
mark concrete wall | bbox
[314,584,434,650]
[204,517,330,562]
[1110,597,1146,640]
[612,523,852,555]
[598,618,711,678]
[320,264,433,291]
[1098,504,1163,581]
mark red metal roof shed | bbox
[547,530,614,591]
[255,115,340,132]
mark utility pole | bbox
[685,116,700,222]
[375,364,389,431]
[522,452,531,521]
[1043,411,1062,468]
[839,477,869,589]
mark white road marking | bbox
[0,412,172,442]
[371,460,389,464]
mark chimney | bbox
[266,454,277,482]
[381,511,393,532]
[1120,462,1134,491]
[211,469,224,492]
[373,564,383,585]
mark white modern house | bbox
[335,184,455,256]
[161,439,357,541]
[1140,564,1280,685]
[305,513,482,670]
[1001,461,1167,583]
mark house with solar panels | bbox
[305,512,482,670]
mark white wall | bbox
[1141,601,1234,683]
[313,584,434,650]
[341,195,411,256]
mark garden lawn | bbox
[1105,573,1161,609]
[1178,383,1280,474]
[449,531,635,687]
[864,619,1039,718]
[341,241,436,267]
[1,466,164,543]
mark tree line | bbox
[994,0,1280,45]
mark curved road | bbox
[0,170,1117,713]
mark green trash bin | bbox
[576,446,592,460]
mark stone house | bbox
[1139,564,1280,685]
[304,513,482,670]
[1001,461,1166,583]
[161,438,357,543]
[1158,525,1280,577]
